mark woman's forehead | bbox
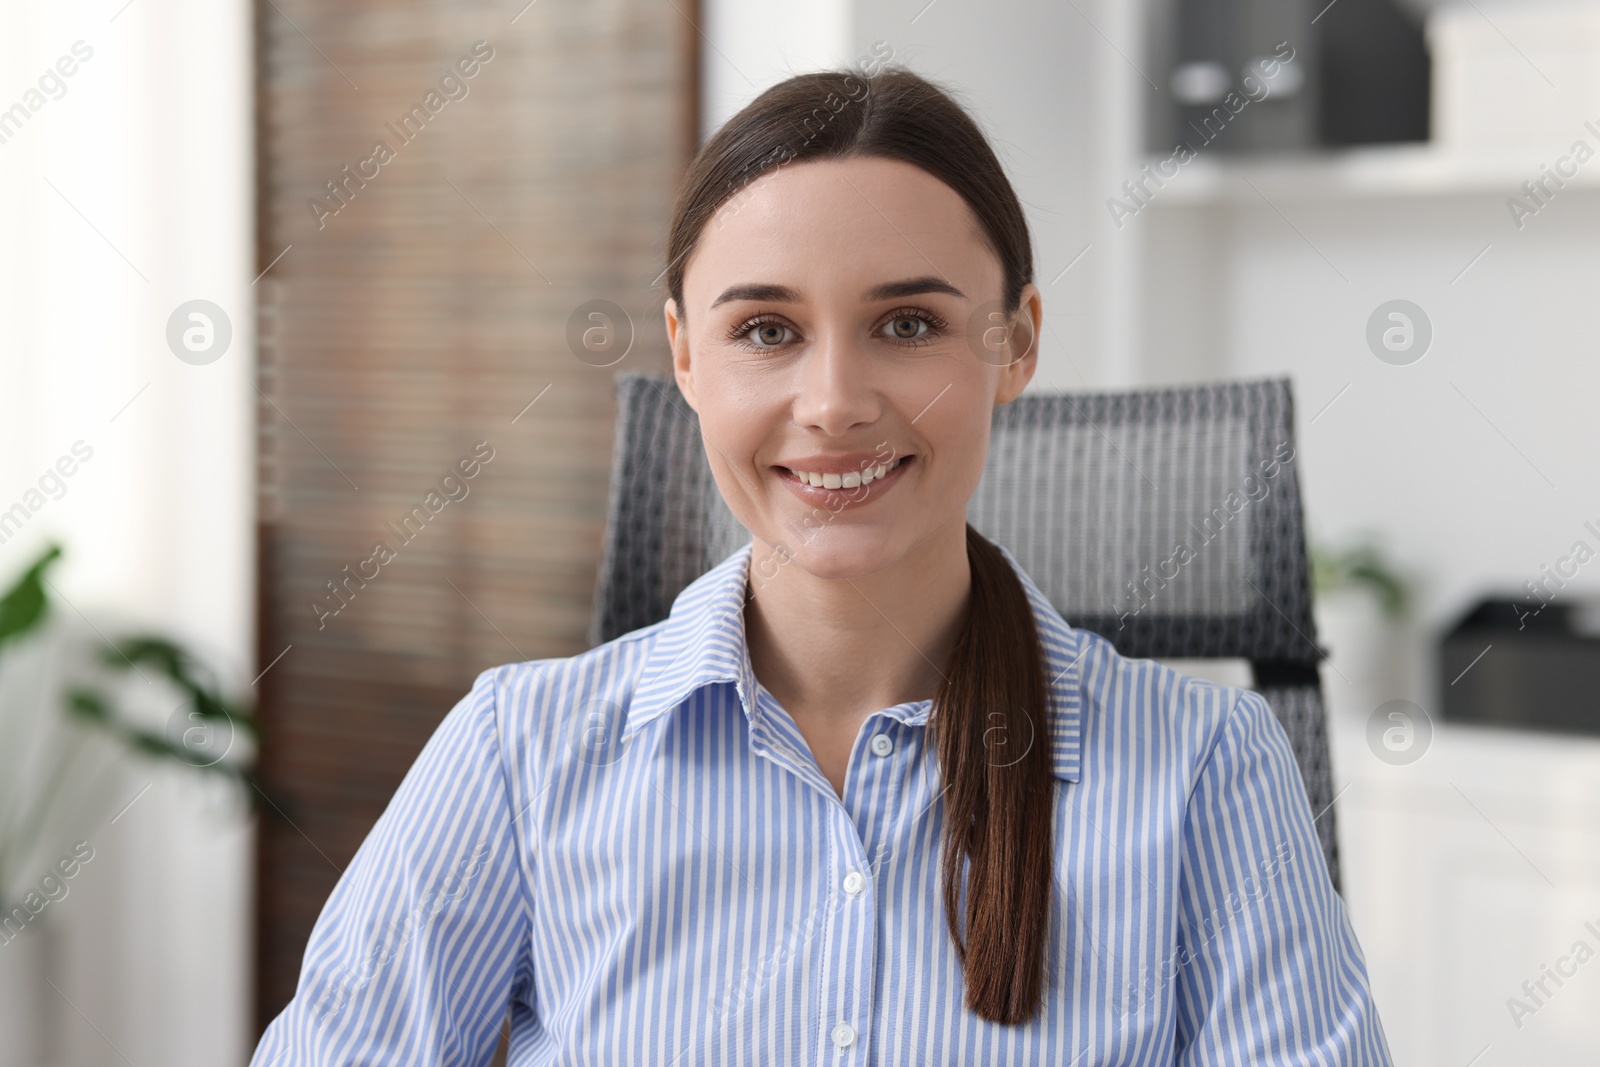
[685,156,999,306]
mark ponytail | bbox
[928,523,1056,1023]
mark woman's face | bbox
[665,155,1040,581]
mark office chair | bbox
[589,372,1339,892]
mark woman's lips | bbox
[773,455,914,510]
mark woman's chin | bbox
[755,528,902,583]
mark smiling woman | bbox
[661,82,1058,1026]
[252,64,1394,1066]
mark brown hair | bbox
[665,65,1054,1023]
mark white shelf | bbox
[1141,142,1600,205]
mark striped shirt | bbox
[251,539,1392,1065]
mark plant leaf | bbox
[0,543,63,648]
[66,688,111,724]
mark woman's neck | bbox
[743,518,972,729]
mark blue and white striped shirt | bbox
[252,539,1392,1065]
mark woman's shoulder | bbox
[1005,545,1273,775]
[457,617,675,762]
[1068,624,1276,766]
[473,616,670,709]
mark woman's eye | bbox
[751,323,791,347]
[732,319,794,348]
[886,317,925,340]
[879,312,943,344]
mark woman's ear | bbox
[665,297,698,412]
[994,283,1041,405]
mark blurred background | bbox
[1,0,1598,1063]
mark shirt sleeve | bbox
[1172,688,1392,1066]
[250,666,534,1067]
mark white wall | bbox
[1181,187,1600,625]
[700,0,853,137]
[0,0,254,1063]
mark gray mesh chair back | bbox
[590,372,1339,892]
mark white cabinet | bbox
[1327,674,1600,1065]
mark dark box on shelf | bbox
[1441,598,1600,736]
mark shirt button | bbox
[831,1022,856,1049]
[842,870,866,896]
[869,733,894,757]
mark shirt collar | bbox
[619,540,1085,783]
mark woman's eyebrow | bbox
[865,276,966,302]
[709,276,967,309]
[710,283,799,308]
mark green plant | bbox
[1311,539,1410,621]
[0,543,261,898]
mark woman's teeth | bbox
[788,455,906,489]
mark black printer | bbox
[1441,597,1600,736]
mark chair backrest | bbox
[591,371,1340,891]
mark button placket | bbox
[817,806,876,1061]
[816,714,916,1062]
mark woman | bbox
[252,65,1392,1065]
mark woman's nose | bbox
[790,326,880,435]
